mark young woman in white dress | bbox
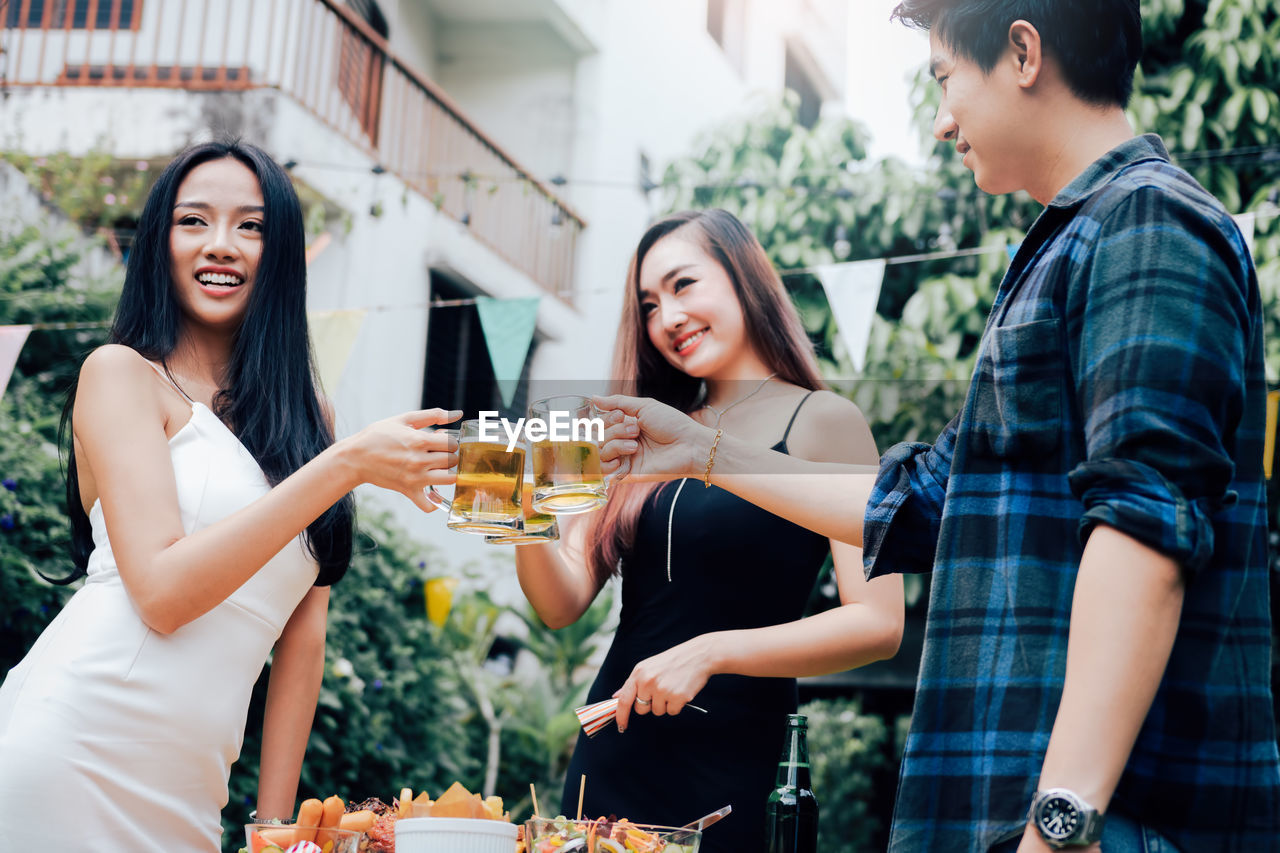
[0,141,458,851]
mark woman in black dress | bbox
[515,210,904,852]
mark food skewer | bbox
[576,774,586,821]
[529,782,542,818]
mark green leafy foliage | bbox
[799,698,892,853]
[1128,0,1280,383]
[0,217,118,674]
[2,149,159,231]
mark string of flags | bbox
[0,211,1272,454]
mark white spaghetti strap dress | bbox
[0,365,318,851]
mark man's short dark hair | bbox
[892,0,1142,107]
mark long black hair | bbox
[57,140,354,586]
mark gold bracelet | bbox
[704,427,723,488]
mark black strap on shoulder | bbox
[780,390,818,449]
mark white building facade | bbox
[0,0,849,553]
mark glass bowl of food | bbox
[243,822,364,853]
[524,817,700,853]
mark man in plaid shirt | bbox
[866,1,1280,850]
[592,0,1279,848]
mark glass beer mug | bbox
[485,447,560,545]
[427,419,525,535]
[528,395,609,514]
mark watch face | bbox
[1036,795,1081,841]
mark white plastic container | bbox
[394,817,518,853]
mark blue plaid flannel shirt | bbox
[865,135,1280,852]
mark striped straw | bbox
[573,698,708,737]
[574,699,620,737]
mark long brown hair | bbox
[588,209,825,583]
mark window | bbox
[6,0,141,30]
[421,273,537,421]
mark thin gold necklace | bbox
[665,373,777,582]
[699,372,778,428]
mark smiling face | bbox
[637,229,755,379]
[168,157,264,334]
[929,28,1031,196]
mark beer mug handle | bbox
[426,428,459,511]
[427,486,451,510]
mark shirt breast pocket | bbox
[969,318,1064,459]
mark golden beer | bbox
[531,439,606,513]
[445,440,525,534]
[521,479,558,533]
[485,480,559,545]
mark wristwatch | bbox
[1027,788,1105,848]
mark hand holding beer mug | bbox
[427,419,525,534]
[485,444,559,545]
[528,395,611,514]
[591,394,712,483]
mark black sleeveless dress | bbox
[564,394,830,853]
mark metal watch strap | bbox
[1073,808,1105,846]
[1029,788,1105,848]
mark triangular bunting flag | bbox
[308,309,367,395]
[475,297,540,408]
[1232,212,1256,258]
[0,325,33,401]
[815,260,886,373]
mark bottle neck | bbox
[775,722,812,788]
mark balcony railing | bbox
[1,0,584,302]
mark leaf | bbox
[1222,89,1250,132]
[1222,43,1241,89]
[1167,67,1196,106]
[1250,88,1270,125]
[1181,101,1205,152]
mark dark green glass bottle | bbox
[766,713,819,853]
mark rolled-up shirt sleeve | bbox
[1067,185,1251,575]
[863,413,959,579]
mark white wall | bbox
[384,0,441,80]
[433,22,578,184]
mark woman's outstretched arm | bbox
[73,345,458,633]
[595,393,878,547]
